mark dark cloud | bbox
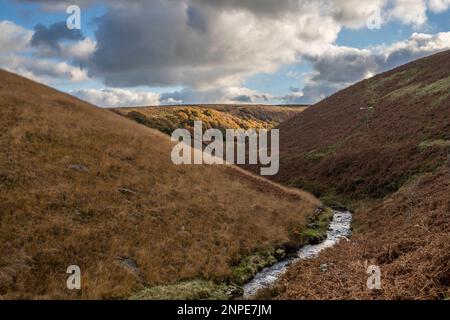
[31,21,84,50]
[231,95,252,103]
[191,0,300,17]
[88,0,217,87]
[86,0,329,89]
[159,87,269,104]
[307,50,377,84]
[15,0,95,11]
[186,5,208,32]
[283,81,346,104]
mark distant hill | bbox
[268,50,450,299]
[113,104,307,135]
[0,70,318,299]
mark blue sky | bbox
[0,0,449,107]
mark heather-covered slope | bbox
[276,50,450,201]
[0,70,319,299]
[266,51,450,299]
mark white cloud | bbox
[428,0,450,12]
[381,31,450,55]
[0,53,89,83]
[87,0,341,89]
[0,20,92,84]
[3,1,450,106]
[61,38,96,62]
[330,0,388,28]
[0,21,33,53]
[72,88,162,107]
[85,0,450,89]
[389,0,428,26]
[285,31,450,104]
[160,86,271,104]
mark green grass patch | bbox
[130,280,238,300]
[230,249,279,285]
[420,76,450,95]
[385,83,422,100]
[419,139,450,149]
[292,207,334,246]
[305,150,328,162]
[368,68,419,94]
[305,134,357,164]
[385,76,450,102]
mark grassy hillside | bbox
[114,104,306,136]
[0,70,319,299]
[268,50,450,299]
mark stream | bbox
[243,210,353,298]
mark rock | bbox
[121,258,138,270]
[275,248,286,259]
[119,187,137,195]
[320,263,328,272]
[308,236,323,245]
[308,222,319,228]
[68,164,89,173]
[314,207,324,215]
[117,257,141,279]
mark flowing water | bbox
[243,210,353,298]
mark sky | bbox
[0,0,449,107]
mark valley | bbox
[1,50,449,300]
[117,50,450,300]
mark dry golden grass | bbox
[0,70,319,299]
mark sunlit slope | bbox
[114,104,306,135]
[0,70,318,299]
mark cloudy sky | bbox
[0,0,449,107]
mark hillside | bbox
[0,70,319,299]
[268,50,450,299]
[113,104,306,136]
[276,50,450,201]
